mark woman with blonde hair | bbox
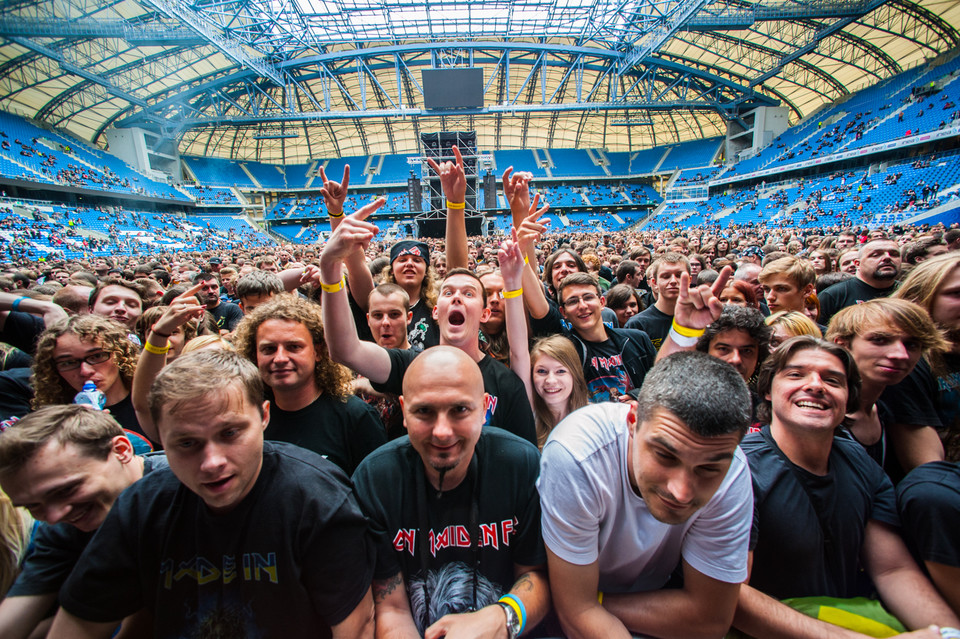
[765,310,822,351]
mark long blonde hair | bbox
[0,491,32,597]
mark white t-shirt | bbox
[538,402,752,593]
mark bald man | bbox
[351,346,550,638]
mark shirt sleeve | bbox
[7,524,90,597]
[370,348,416,396]
[537,440,604,565]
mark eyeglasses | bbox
[561,293,599,310]
[54,351,112,371]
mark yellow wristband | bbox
[143,341,171,355]
[598,591,604,605]
[320,276,346,293]
[671,318,705,338]
[523,255,530,264]
[328,211,344,219]
[503,288,523,299]
[446,200,466,210]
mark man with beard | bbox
[193,272,243,332]
[352,347,550,638]
[818,239,902,325]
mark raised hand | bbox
[498,226,525,291]
[318,164,350,216]
[502,166,534,216]
[673,265,733,331]
[152,282,206,336]
[516,194,550,255]
[426,145,466,204]
[319,197,385,267]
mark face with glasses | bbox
[52,333,124,402]
[560,284,604,332]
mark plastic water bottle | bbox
[74,381,106,410]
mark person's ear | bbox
[111,435,135,464]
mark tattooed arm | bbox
[372,573,421,639]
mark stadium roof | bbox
[0,0,957,163]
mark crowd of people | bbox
[0,152,956,638]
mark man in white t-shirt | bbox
[538,350,753,639]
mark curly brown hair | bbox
[232,294,352,401]
[31,314,139,409]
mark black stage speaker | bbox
[483,171,496,209]
[407,175,422,212]
[421,131,478,213]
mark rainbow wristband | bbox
[446,200,466,210]
[498,594,526,635]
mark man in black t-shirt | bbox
[352,347,550,638]
[733,338,957,638]
[49,350,376,639]
[0,405,166,639]
[818,239,901,325]
[194,271,243,332]
[625,253,690,349]
[233,295,385,474]
[319,206,536,445]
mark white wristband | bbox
[668,327,700,348]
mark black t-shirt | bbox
[0,367,33,421]
[59,442,374,638]
[371,349,536,445]
[207,301,244,331]
[406,300,439,353]
[625,305,672,350]
[8,453,168,598]
[352,428,545,631]
[883,353,960,462]
[897,461,960,569]
[107,394,155,454]
[1,346,32,370]
[532,305,656,403]
[741,427,899,599]
[1,311,45,355]
[266,393,387,475]
[818,278,894,326]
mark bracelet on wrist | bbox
[498,594,526,636]
[11,297,23,312]
[503,288,523,299]
[320,276,346,294]
[671,318,705,338]
[143,342,171,356]
[446,200,466,210]
[668,327,700,348]
[328,211,344,219]
[523,255,530,265]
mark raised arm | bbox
[503,168,537,265]
[656,266,732,361]
[427,146,468,270]
[499,227,534,406]
[516,201,552,320]
[318,199,393,384]
[131,283,206,442]
[319,164,377,310]
[0,291,68,330]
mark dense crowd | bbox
[0,155,956,639]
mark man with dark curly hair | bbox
[233,294,385,474]
[31,314,153,452]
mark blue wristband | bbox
[11,297,23,312]
[498,593,526,635]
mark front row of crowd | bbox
[0,168,957,639]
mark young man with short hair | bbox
[540,351,754,638]
[0,406,166,639]
[48,349,376,639]
[193,271,243,332]
[758,256,816,316]
[625,253,691,348]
